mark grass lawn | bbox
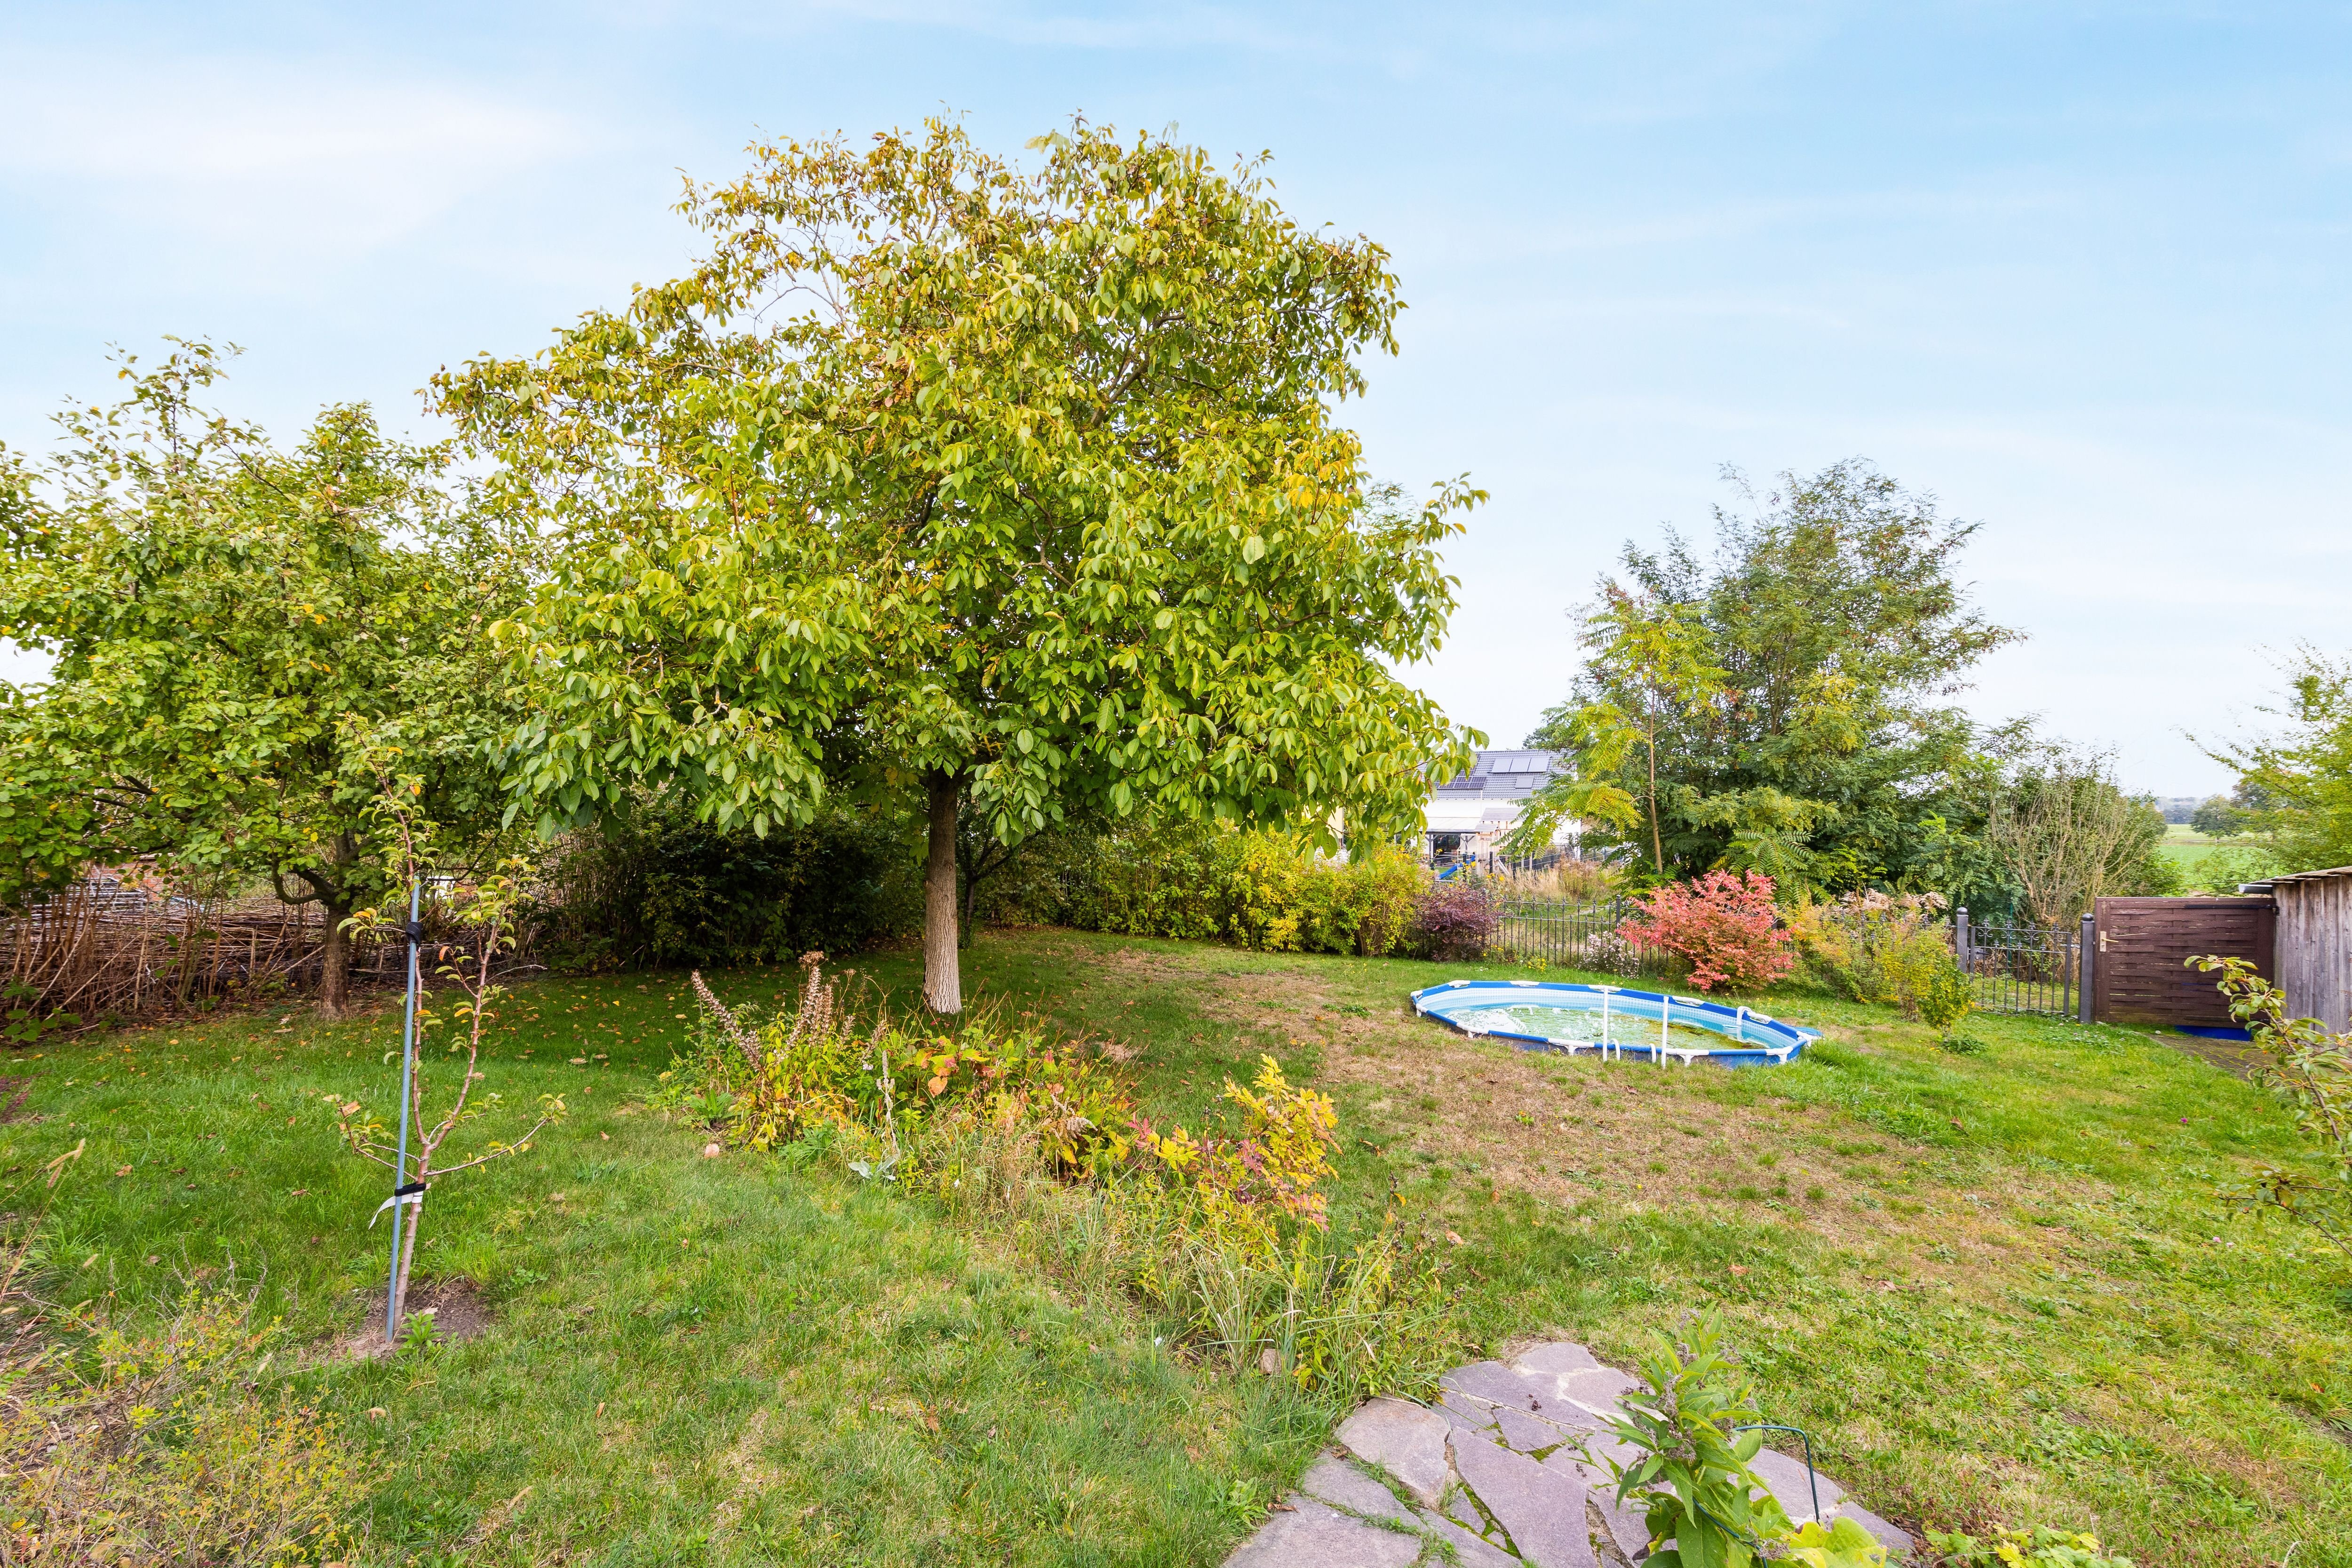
[14,929,2352,1565]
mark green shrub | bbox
[983,820,1431,957]
[1790,891,1961,1019]
[536,804,920,972]
[1600,1312,1886,1566]
[1914,949,1976,1038]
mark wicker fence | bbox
[1,881,409,1025]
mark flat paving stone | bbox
[1449,1429,1597,1568]
[1227,1339,1914,1566]
[1510,1342,1602,1380]
[1296,1456,1414,1526]
[1334,1398,1452,1509]
[1414,1506,1521,1568]
[1553,1366,1637,1417]
[1223,1497,1422,1568]
[1747,1447,1844,1524]
[1493,1404,1576,1454]
[1445,1359,1555,1412]
[1541,1449,1651,1562]
[1438,1388,1505,1434]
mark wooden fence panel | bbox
[2274,872,2352,1032]
[2092,896,2276,1027]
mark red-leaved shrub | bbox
[1617,871,1793,993]
[1412,877,1500,962]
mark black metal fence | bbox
[1485,894,1675,977]
[1955,909,2082,1019]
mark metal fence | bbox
[1485,894,1675,977]
[1955,909,2082,1019]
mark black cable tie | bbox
[393,1180,429,1196]
[405,920,426,943]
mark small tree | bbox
[2197,645,2352,874]
[436,120,1480,1013]
[1509,586,1725,877]
[1512,462,2020,898]
[0,345,529,1011]
[1986,746,2171,929]
[338,777,563,1335]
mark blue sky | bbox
[3,1,2345,793]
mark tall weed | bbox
[676,979,1466,1401]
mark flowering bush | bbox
[1786,890,1954,1016]
[1617,871,1793,992]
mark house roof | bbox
[1431,749,1559,798]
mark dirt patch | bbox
[333,1276,495,1361]
[2147,1030,2266,1080]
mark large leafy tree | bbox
[1513,461,2018,895]
[435,119,1480,1011]
[0,345,529,1013]
[2201,645,2352,876]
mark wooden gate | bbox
[2092,896,2276,1027]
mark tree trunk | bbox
[318,897,353,1018]
[923,771,963,1014]
[391,1177,421,1331]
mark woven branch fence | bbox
[1,881,416,1025]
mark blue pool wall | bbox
[1410,979,1820,1069]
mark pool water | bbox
[1409,980,1819,1068]
[1446,1004,1728,1051]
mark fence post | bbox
[2077,910,2096,1025]
[1954,906,1970,971]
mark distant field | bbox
[2157,822,2267,879]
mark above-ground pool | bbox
[1411,980,1819,1067]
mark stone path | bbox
[1226,1341,1912,1566]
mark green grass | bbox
[15,931,2352,1565]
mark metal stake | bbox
[385,878,421,1346]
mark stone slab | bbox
[1438,1389,1504,1435]
[1222,1496,1422,1568]
[1297,1456,1414,1526]
[1492,1404,1574,1454]
[1445,1359,1554,1413]
[1414,1506,1521,1568]
[1554,1367,1636,1417]
[1541,1451,1651,1562]
[1333,1398,1451,1509]
[1746,1447,1843,1525]
[1449,1429,1597,1568]
[1231,1340,1915,1568]
[1509,1341,1602,1380]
